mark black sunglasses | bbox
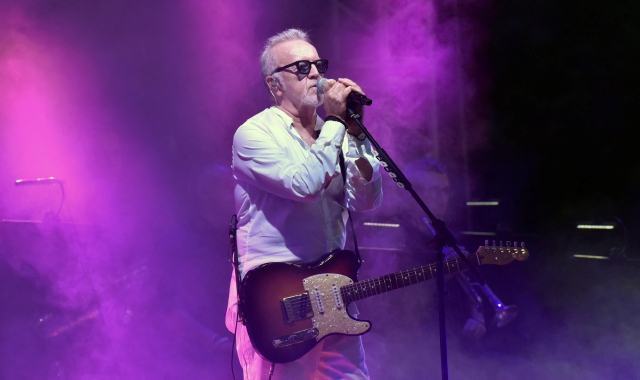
[271,59,329,75]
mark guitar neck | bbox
[341,252,480,304]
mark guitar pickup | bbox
[273,328,319,348]
[281,293,314,324]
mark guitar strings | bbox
[290,253,477,307]
[287,258,467,309]
[285,252,479,308]
[343,253,475,294]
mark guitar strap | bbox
[339,152,362,264]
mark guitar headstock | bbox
[477,240,529,265]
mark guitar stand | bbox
[346,106,487,380]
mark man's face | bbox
[412,171,451,220]
[271,39,324,109]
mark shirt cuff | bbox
[319,120,348,147]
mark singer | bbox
[225,28,383,379]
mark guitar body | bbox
[239,243,529,364]
[240,250,370,364]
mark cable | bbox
[268,362,275,380]
[231,320,238,380]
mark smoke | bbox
[0,1,245,378]
[1,1,638,379]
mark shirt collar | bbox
[270,106,323,132]
[314,114,323,131]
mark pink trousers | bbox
[234,321,369,380]
[227,272,369,379]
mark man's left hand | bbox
[336,78,366,136]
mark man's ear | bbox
[265,76,280,104]
[266,76,278,90]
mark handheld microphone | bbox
[317,78,373,106]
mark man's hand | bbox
[338,78,366,136]
[323,78,366,136]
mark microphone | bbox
[15,177,62,186]
[317,78,372,106]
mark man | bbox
[226,29,383,380]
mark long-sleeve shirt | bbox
[231,106,383,277]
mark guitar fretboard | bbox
[340,252,480,304]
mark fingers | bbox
[324,80,352,120]
[337,78,365,96]
[322,78,337,90]
[327,80,352,100]
[324,83,348,120]
[323,78,365,125]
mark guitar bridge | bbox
[281,293,314,324]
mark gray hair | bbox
[260,28,312,80]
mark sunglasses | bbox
[271,59,329,75]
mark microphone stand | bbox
[346,106,487,380]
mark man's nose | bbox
[307,63,320,78]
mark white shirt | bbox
[226,107,382,331]
[232,106,383,276]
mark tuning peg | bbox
[521,242,525,248]
[506,241,511,247]
[485,240,489,246]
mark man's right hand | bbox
[322,78,350,125]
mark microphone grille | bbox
[316,78,327,94]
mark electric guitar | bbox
[240,242,529,363]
